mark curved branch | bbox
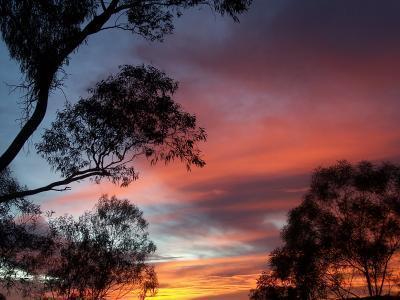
[0,170,106,203]
[0,1,125,175]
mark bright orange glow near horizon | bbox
[150,255,265,300]
[114,255,266,300]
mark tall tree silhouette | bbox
[0,0,251,173]
[0,65,206,202]
[251,161,400,300]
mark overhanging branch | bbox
[0,170,107,203]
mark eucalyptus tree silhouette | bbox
[43,195,157,300]
[0,195,157,299]
[0,65,206,202]
[251,161,400,300]
[0,0,252,185]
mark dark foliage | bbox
[252,161,400,300]
[249,271,298,300]
[0,0,252,176]
[0,168,51,295]
[44,195,157,299]
[0,191,157,298]
[0,0,251,90]
[37,64,206,185]
[0,1,97,88]
[0,65,206,202]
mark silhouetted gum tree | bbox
[251,161,400,300]
[44,195,157,300]
[0,65,206,202]
[0,0,252,173]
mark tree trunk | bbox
[0,83,50,172]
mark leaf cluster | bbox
[0,0,98,87]
[36,65,206,188]
[0,0,251,91]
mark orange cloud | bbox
[148,254,266,300]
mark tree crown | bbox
[253,161,400,299]
[36,64,206,188]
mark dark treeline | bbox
[250,161,400,300]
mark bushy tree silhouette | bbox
[43,196,156,299]
[0,189,157,298]
[251,161,400,300]
[44,195,157,299]
[0,65,206,202]
[0,0,252,194]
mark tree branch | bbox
[100,0,107,11]
[0,170,106,203]
[0,1,122,173]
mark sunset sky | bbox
[2,0,400,299]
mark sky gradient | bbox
[1,1,400,299]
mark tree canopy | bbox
[0,195,157,299]
[0,0,252,175]
[44,195,157,299]
[0,65,206,202]
[251,161,400,300]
